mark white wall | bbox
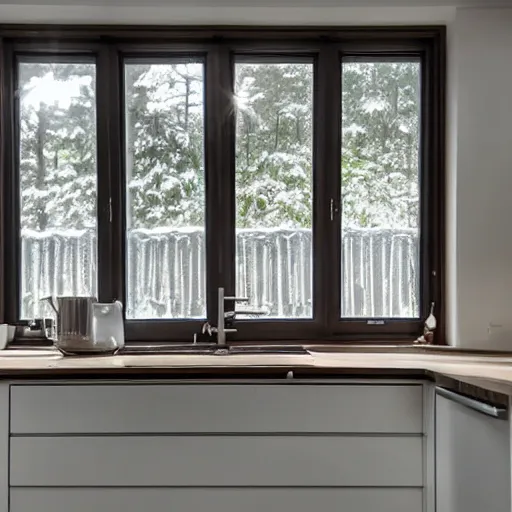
[0,4,455,24]
[448,8,512,348]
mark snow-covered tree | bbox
[19,60,420,233]
[20,62,96,231]
[342,61,420,229]
[235,63,313,229]
[125,63,205,229]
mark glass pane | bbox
[19,60,97,319]
[341,60,420,318]
[235,61,313,319]
[124,61,205,319]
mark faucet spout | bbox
[216,287,249,346]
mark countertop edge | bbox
[0,349,511,398]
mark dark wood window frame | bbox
[0,25,446,344]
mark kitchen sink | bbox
[228,346,308,355]
[119,344,308,356]
[120,344,217,355]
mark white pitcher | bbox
[92,301,125,353]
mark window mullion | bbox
[316,44,342,334]
[205,44,235,326]
[421,40,445,342]
[0,40,17,324]
[97,43,123,305]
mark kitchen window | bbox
[0,27,445,343]
[16,57,98,321]
[234,59,314,320]
[123,58,206,320]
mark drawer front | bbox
[10,488,423,512]
[10,384,423,434]
[10,436,423,487]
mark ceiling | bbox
[1,0,511,6]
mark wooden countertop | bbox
[0,347,511,394]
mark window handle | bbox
[330,198,339,221]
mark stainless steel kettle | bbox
[42,296,97,354]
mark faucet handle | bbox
[224,296,249,302]
[232,310,268,316]
[224,311,237,330]
[201,322,213,336]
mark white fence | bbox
[21,227,419,319]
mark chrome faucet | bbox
[196,287,267,345]
[216,287,249,346]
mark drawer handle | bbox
[436,386,508,420]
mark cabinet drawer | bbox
[10,384,423,434]
[11,488,423,512]
[10,436,423,487]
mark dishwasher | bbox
[436,386,510,512]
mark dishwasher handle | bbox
[436,386,508,420]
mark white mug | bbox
[0,325,8,350]
[7,325,15,342]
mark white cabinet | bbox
[0,386,7,512]
[10,488,423,512]
[10,383,423,434]
[11,435,423,487]
[436,387,511,512]
[7,381,429,512]
[3,375,512,512]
